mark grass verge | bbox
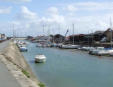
[39,82,46,87]
[22,69,30,78]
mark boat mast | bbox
[88,30,90,46]
[72,24,75,45]
[43,24,45,36]
[59,24,61,34]
[91,30,94,46]
[13,24,15,40]
[52,26,55,43]
[110,17,112,48]
[47,25,50,36]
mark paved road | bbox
[0,40,10,51]
[0,40,21,87]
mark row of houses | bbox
[26,35,51,43]
[27,28,113,45]
[67,31,104,44]
[50,28,113,44]
[66,28,113,46]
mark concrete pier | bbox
[0,41,20,87]
[0,61,21,87]
[0,40,39,87]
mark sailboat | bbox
[60,44,80,49]
[60,24,80,49]
[35,45,47,63]
[35,24,47,63]
[95,17,113,56]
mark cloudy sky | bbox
[0,0,113,36]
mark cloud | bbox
[66,5,78,12]
[1,0,31,3]
[2,2,113,36]
[13,6,66,36]
[42,7,65,24]
[47,7,59,15]
[13,6,42,36]
[64,2,113,12]
[13,5,112,36]
[16,6,38,21]
[0,7,12,14]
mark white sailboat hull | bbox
[60,45,80,49]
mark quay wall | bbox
[1,41,39,85]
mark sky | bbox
[0,0,113,36]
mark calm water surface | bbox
[23,42,113,87]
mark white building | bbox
[0,34,7,41]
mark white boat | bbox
[96,50,108,56]
[35,55,46,63]
[89,47,104,55]
[99,49,113,56]
[17,41,27,48]
[96,49,113,56]
[60,45,80,49]
[19,46,28,52]
[36,43,51,47]
[109,51,113,56]
[81,47,95,51]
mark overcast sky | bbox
[0,0,113,36]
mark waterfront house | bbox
[31,35,51,43]
[68,31,104,45]
[26,36,34,40]
[51,34,65,43]
[0,34,7,41]
[104,28,113,42]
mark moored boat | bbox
[19,46,28,52]
[59,44,80,49]
[89,47,104,55]
[35,54,46,63]
[16,40,28,52]
[81,47,95,51]
[97,48,113,56]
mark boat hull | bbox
[35,55,46,63]
[35,58,46,63]
[60,45,80,49]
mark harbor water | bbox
[22,42,113,87]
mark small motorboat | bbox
[96,50,108,56]
[105,48,113,56]
[35,54,46,63]
[19,46,28,52]
[96,49,113,56]
[89,47,104,55]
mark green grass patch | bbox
[39,82,46,87]
[22,69,30,78]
